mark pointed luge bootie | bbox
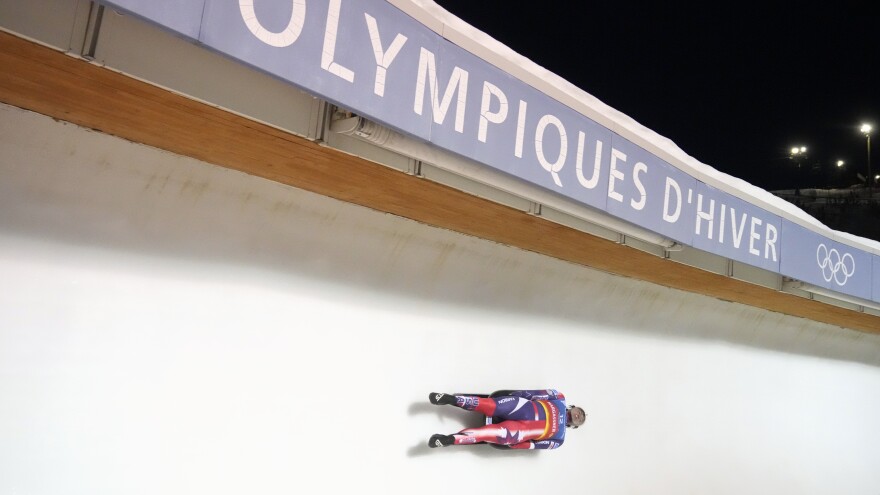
[428,434,455,448]
[428,392,457,406]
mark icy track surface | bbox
[2,104,880,494]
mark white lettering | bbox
[414,48,469,133]
[364,14,407,96]
[663,177,682,223]
[535,115,567,187]
[718,204,727,243]
[729,208,747,249]
[765,223,778,261]
[576,133,603,189]
[478,82,509,143]
[695,194,715,239]
[514,100,527,158]
[322,0,354,82]
[239,0,306,48]
[631,161,647,210]
[749,217,763,256]
[607,148,626,203]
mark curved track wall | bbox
[2,104,880,494]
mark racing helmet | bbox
[566,404,587,428]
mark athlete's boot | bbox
[428,434,455,448]
[428,392,457,406]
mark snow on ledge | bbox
[390,0,880,255]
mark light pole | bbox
[861,123,872,198]
[790,146,807,194]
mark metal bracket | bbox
[80,2,105,60]
[528,202,542,216]
[308,99,329,143]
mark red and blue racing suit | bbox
[451,389,567,449]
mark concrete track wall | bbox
[2,103,880,494]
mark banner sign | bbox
[98,0,880,304]
[781,221,873,301]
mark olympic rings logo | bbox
[816,243,855,286]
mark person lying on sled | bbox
[428,389,586,449]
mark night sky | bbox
[433,2,879,192]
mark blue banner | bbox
[781,221,872,301]
[97,0,880,304]
[874,256,880,302]
[690,183,783,272]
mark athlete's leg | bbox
[428,393,540,419]
[452,420,544,446]
[428,392,498,416]
[427,393,545,447]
